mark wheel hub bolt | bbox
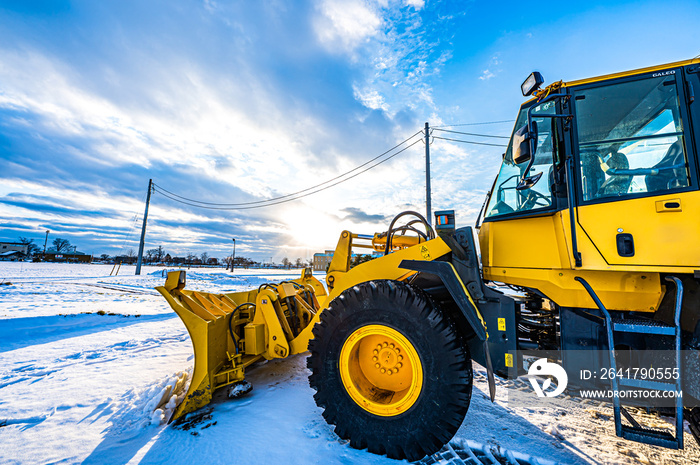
[372,340,405,374]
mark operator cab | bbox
[479,61,700,271]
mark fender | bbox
[399,259,487,340]
[399,259,497,401]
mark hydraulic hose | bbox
[384,211,435,255]
[228,302,256,354]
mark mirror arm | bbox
[517,93,571,190]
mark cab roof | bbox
[562,58,700,88]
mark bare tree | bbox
[186,253,197,265]
[200,252,209,264]
[146,246,166,264]
[282,257,291,269]
[18,237,39,256]
[350,254,375,269]
[154,246,165,262]
[126,249,136,259]
[52,238,71,253]
[294,258,304,268]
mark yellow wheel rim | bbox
[339,324,423,416]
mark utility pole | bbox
[135,179,153,275]
[43,230,49,261]
[425,122,432,225]
[230,238,236,273]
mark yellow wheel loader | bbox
[158,58,700,461]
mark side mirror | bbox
[516,172,543,190]
[512,121,538,165]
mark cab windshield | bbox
[574,73,689,201]
[484,100,557,219]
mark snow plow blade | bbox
[156,269,326,421]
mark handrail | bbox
[575,276,620,435]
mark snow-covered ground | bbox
[1,263,698,464]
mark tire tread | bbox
[308,280,473,461]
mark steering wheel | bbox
[518,188,551,211]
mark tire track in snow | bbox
[0,313,177,353]
[0,332,189,390]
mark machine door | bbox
[480,99,569,270]
[572,68,700,267]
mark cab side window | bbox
[574,74,689,201]
[485,100,556,219]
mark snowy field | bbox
[0,263,698,465]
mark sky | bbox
[1,0,699,262]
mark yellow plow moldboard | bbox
[156,269,325,421]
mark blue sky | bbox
[1,0,699,261]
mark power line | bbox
[433,119,515,128]
[432,128,510,139]
[152,130,422,207]
[118,213,141,251]
[432,135,508,148]
[148,119,512,212]
[116,190,148,256]
[153,138,423,210]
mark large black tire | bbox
[308,280,472,461]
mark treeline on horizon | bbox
[12,237,312,268]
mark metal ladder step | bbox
[575,275,684,450]
[621,424,680,449]
[611,318,675,335]
[618,377,677,391]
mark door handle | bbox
[655,198,682,212]
[616,233,635,257]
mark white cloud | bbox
[479,69,495,80]
[0,44,427,256]
[314,0,382,54]
[203,0,217,13]
[341,3,458,115]
[478,55,502,80]
[0,1,462,258]
[405,0,424,10]
[352,85,389,111]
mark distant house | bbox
[0,250,25,261]
[313,250,335,271]
[43,248,93,263]
[0,242,28,255]
[114,254,137,264]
